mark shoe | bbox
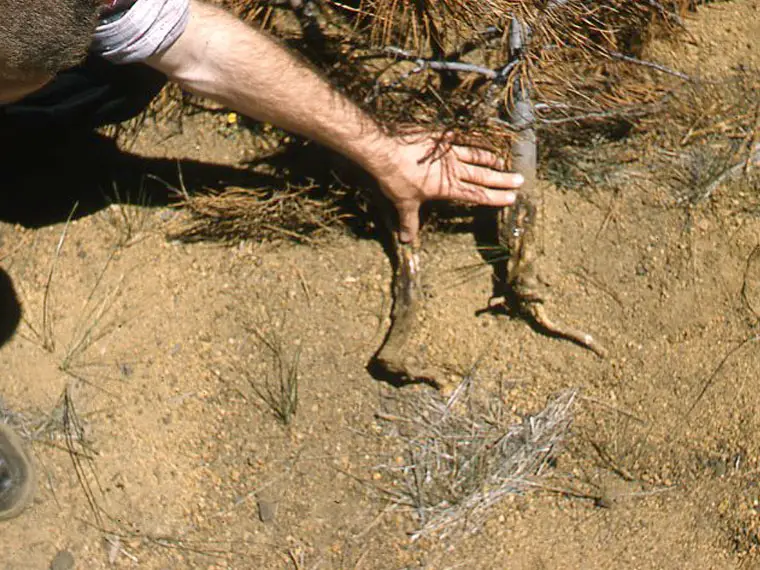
[0,424,36,520]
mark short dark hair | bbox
[0,0,100,79]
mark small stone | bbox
[50,550,75,570]
[257,498,277,523]
[595,494,613,509]
[707,458,727,478]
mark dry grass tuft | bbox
[646,72,760,203]
[378,384,578,540]
[101,181,154,248]
[247,323,302,426]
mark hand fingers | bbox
[452,146,505,170]
[397,203,420,244]
[449,183,518,207]
[456,163,524,189]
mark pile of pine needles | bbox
[168,183,345,243]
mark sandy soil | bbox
[1,2,760,569]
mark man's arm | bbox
[147,0,523,242]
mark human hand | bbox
[370,132,523,243]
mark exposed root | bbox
[373,239,421,373]
[523,301,608,358]
[498,190,608,359]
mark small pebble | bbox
[50,550,75,570]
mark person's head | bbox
[0,0,100,103]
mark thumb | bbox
[397,204,420,244]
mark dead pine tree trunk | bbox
[496,17,607,358]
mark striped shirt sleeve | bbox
[92,0,190,64]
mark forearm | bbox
[147,0,522,242]
[147,0,393,175]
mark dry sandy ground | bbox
[1,2,760,569]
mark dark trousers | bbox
[0,55,167,145]
[0,57,168,226]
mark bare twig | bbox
[697,143,760,202]
[606,51,692,82]
[686,334,760,418]
[37,203,79,352]
[383,46,499,79]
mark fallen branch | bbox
[382,46,499,78]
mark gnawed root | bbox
[372,238,451,390]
